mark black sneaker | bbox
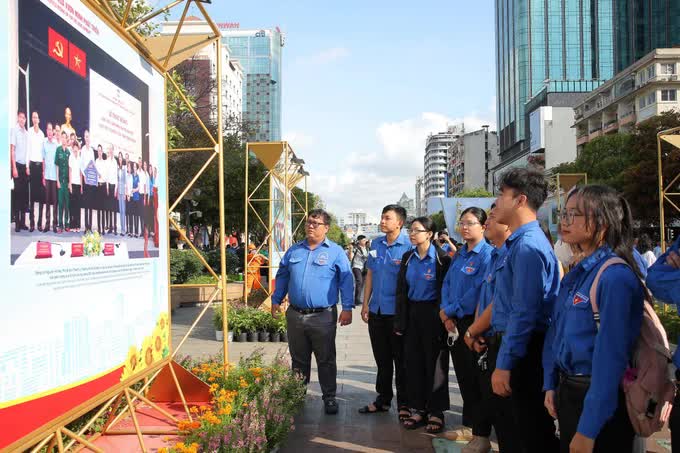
[324,399,338,415]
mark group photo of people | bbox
[269,167,680,453]
[9,108,162,264]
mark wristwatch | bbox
[464,330,472,339]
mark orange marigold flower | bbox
[189,406,199,414]
[199,405,208,412]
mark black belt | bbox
[485,332,503,346]
[409,299,438,304]
[559,371,591,385]
[289,305,332,315]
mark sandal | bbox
[403,411,427,430]
[398,406,411,421]
[425,414,445,434]
[358,402,389,414]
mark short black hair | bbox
[460,206,488,225]
[438,230,448,236]
[357,235,366,241]
[308,208,331,225]
[412,216,436,234]
[382,204,406,222]
[17,110,26,116]
[498,167,548,212]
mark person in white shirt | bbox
[106,146,118,234]
[639,234,657,268]
[27,111,46,232]
[137,158,148,232]
[80,130,97,232]
[125,161,133,237]
[68,140,83,232]
[95,145,108,234]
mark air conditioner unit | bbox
[671,74,679,81]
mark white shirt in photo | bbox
[69,153,81,185]
[106,158,118,185]
[28,127,45,163]
[81,146,96,175]
[126,172,133,197]
[95,158,107,183]
[138,170,148,195]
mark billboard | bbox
[269,166,292,284]
[1,0,169,448]
[529,106,551,153]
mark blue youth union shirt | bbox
[542,247,643,439]
[405,243,438,301]
[441,240,493,318]
[476,244,507,336]
[367,232,412,315]
[492,220,560,371]
[647,237,680,367]
[271,237,354,310]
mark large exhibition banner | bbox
[0,0,169,448]
[269,160,292,286]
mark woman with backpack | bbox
[394,217,451,433]
[543,185,645,453]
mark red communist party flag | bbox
[68,42,87,78]
[48,27,68,67]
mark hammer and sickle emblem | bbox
[53,40,64,58]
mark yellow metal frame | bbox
[551,173,588,213]
[11,1,230,452]
[658,127,680,253]
[244,142,308,307]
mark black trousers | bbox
[84,185,95,231]
[493,332,559,453]
[69,185,81,229]
[670,391,680,452]
[482,335,524,452]
[286,306,338,400]
[368,311,406,407]
[97,184,107,232]
[352,268,364,306]
[450,315,490,436]
[13,163,28,229]
[404,302,449,413]
[126,199,133,234]
[29,161,44,228]
[557,374,634,452]
[108,183,116,232]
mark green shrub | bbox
[205,249,240,275]
[170,249,206,284]
[657,303,680,342]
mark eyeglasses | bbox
[305,220,327,228]
[407,228,428,235]
[458,221,481,228]
[560,210,584,226]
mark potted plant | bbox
[269,314,280,342]
[255,310,270,342]
[243,308,258,342]
[212,305,225,342]
[276,314,288,343]
[230,308,248,342]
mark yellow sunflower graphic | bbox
[152,326,166,362]
[141,336,155,370]
[121,346,141,381]
[157,312,169,336]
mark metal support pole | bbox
[658,133,666,253]
[216,41,229,366]
[244,144,249,303]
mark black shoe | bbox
[324,399,338,415]
[20,224,29,230]
[29,227,35,232]
[15,226,21,233]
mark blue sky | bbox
[176,0,497,221]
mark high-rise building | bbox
[448,127,499,195]
[160,19,243,127]
[415,176,424,216]
[615,0,680,73]
[494,0,680,177]
[222,29,284,142]
[397,192,415,218]
[424,126,463,212]
[345,212,367,226]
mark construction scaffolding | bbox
[658,127,680,253]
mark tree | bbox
[326,213,350,247]
[550,134,635,191]
[623,110,680,225]
[431,211,446,231]
[454,187,494,198]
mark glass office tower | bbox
[495,0,612,158]
[615,0,680,73]
[222,29,284,142]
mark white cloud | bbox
[282,131,315,149]
[302,110,496,224]
[296,47,350,65]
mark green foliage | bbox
[454,187,494,198]
[170,249,206,284]
[430,211,446,231]
[186,274,218,285]
[623,110,680,225]
[550,134,634,191]
[213,304,226,331]
[174,351,306,452]
[205,249,240,275]
[656,304,680,342]
[166,70,195,149]
[110,0,162,37]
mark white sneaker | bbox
[461,436,492,453]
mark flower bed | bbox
[163,352,306,453]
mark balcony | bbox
[588,126,603,140]
[619,111,637,126]
[576,134,590,146]
[603,118,619,134]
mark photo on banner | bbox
[0,0,169,449]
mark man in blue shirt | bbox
[271,209,354,415]
[490,168,560,452]
[647,236,680,446]
[358,205,412,417]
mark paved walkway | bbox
[173,305,672,453]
